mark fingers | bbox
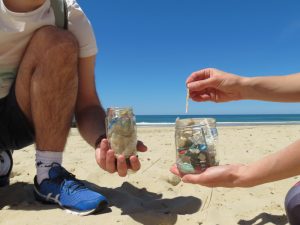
[96,138,144,176]
[189,87,218,102]
[170,164,182,176]
[116,155,127,177]
[181,174,204,185]
[106,149,117,173]
[187,78,217,92]
[189,92,212,102]
[181,174,217,187]
[179,165,243,188]
[186,68,213,84]
[96,138,117,173]
[186,69,221,96]
[129,155,141,171]
[170,168,212,187]
[170,164,212,186]
[115,155,140,176]
[95,139,110,170]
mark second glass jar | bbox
[175,118,219,174]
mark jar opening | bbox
[175,118,216,129]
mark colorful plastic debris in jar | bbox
[175,118,219,174]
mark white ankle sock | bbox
[35,150,63,184]
[0,151,11,176]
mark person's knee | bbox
[30,26,79,62]
[26,26,79,93]
[285,184,300,225]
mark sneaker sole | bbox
[33,185,108,216]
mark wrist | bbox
[95,133,106,148]
[238,77,253,100]
[234,164,258,187]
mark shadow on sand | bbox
[87,181,202,225]
[1,181,202,225]
[238,212,288,225]
[0,182,56,211]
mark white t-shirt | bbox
[0,0,98,98]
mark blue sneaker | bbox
[0,150,13,187]
[33,163,108,215]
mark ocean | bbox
[136,114,300,126]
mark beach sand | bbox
[1,125,299,225]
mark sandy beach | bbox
[1,124,299,225]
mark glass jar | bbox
[106,107,137,158]
[203,118,218,141]
[175,118,219,174]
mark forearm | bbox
[75,105,106,147]
[240,73,300,102]
[237,139,300,187]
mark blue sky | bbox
[77,0,300,115]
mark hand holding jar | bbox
[95,107,147,177]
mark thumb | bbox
[137,140,147,152]
[181,174,202,184]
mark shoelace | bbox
[54,168,87,194]
[63,179,87,194]
[48,163,88,194]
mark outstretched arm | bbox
[241,74,300,102]
[171,139,300,187]
[187,68,300,103]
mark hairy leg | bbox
[15,26,79,152]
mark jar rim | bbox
[175,117,216,128]
[107,106,133,110]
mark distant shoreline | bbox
[135,114,300,127]
[71,114,300,128]
[137,121,300,127]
